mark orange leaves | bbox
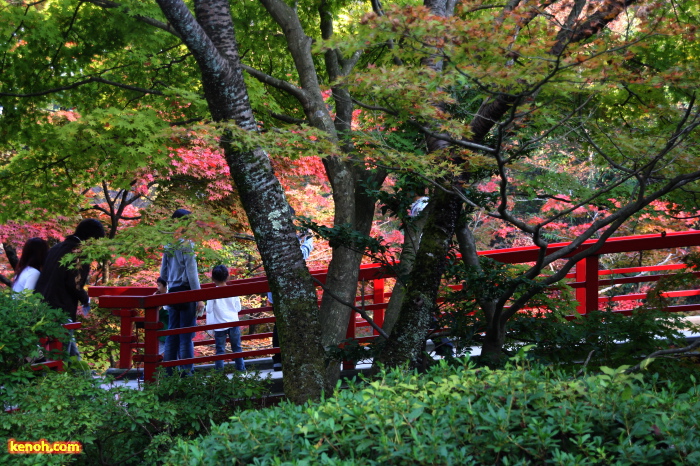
[360,12,378,26]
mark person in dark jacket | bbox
[35,218,106,323]
[35,219,105,358]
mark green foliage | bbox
[147,368,271,437]
[325,337,383,366]
[302,221,390,257]
[74,303,121,372]
[0,107,171,222]
[362,173,428,224]
[441,255,577,334]
[0,291,69,387]
[514,307,691,369]
[63,213,251,281]
[327,0,700,207]
[220,122,338,160]
[0,369,270,465]
[512,256,700,370]
[440,255,697,371]
[167,358,700,465]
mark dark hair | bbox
[172,209,191,219]
[14,237,49,281]
[211,265,229,283]
[74,218,106,241]
[156,276,167,287]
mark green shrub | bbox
[0,369,270,465]
[74,302,122,371]
[0,291,69,387]
[167,358,700,465]
[511,306,692,369]
[440,255,698,373]
[147,367,272,437]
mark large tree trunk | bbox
[156,0,328,403]
[375,190,462,367]
[260,0,389,386]
[481,318,507,364]
[318,171,376,342]
[382,203,432,336]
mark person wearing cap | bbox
[160,208,205,376]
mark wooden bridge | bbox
[42,230,700,380]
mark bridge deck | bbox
[98,316,700,392]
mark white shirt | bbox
[12,266,41,292]
[206,296,241,331]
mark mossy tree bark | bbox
[375,190,462,367]
[156,0,328,402]
[382,202,432,337]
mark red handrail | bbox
[89,231,700,381]
[31,322,82,372]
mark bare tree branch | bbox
[311,276,389,339]
[258,0,336,135]
[84,0,182,38]
[550,0,638,56]
[626,339,700,373]
[0,76,163,98]
[267,111,306,125]
[241,64,307,103]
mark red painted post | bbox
[575,260,586,315]
[52,338,64,372]
[343,310,356,371]
[585,255,600,314]
[115,309,136,369]
[34,322,81,372]
[373,278,385,334]
[143,306,161,382]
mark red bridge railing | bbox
[30,322,82,372]
[89,230,700,382]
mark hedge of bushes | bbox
[3,289,699,466]
[1,369,269,465]
[168,358,700,465]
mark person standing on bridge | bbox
[36,218,106,358]
[207,265,245,372]
[161,209,205,376]
[12,237,49,293]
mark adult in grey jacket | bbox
[161,209,205,376]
